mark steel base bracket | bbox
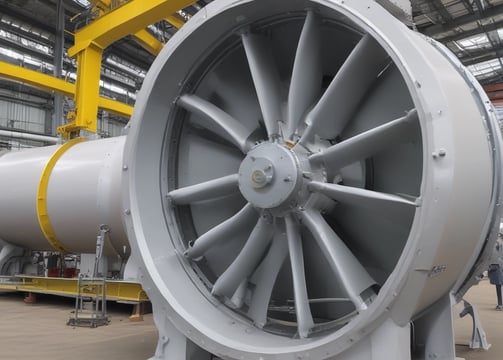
[459,299,491,350]
[412,294,460,359]
[333,318,411,360]
[150,302,212,360]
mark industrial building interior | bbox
[2,0,503,359]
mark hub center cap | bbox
[238,143,300,209]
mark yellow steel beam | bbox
[64,0,194,138]
[165,14,185,29]
[133,13,188,56]
[68,0,195,56]
[88,0,112,15]
[97,97,133,118]
[133,14,187,56]
[0,61,133,119]
[1,275,149,303]
[133,29,164,56]
[0,61,74,97]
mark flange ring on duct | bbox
[122,0,502,359]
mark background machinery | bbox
[0,0,502,359]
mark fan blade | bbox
[300,34,389,143]
[309,109,418,171]
[242,33,282,138]
[287,10,322,138]
[308,181,418,209]
[285,214,314,338]
[230,279,248,309]
[168,174,239,205]
[300,210,375,311]
[185,203,257,259]
[247,221,288,328]
[212,216,274,298]
[178,94,254,153]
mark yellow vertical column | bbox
[57,0,195,138]
[59,44,103,138]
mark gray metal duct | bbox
[0,0,501,359]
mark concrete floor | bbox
[454,278,503,360]
[0,279,502,360]
[0,292,158,360]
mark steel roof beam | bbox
[0,2,76,44]
[424,0,453,23]
[0,21,56,48]
[439,18,503,43]
[421,3,503,36]
[458,43,503,65]
[458,0,475,14]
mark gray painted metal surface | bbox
[375,0,412,24]
[122,0,502,359]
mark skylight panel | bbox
[456,33,490,50]
[468,58,501,77]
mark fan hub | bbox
[238,142,302,210]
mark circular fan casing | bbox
[122,0,503,359]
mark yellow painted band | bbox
[36,138,86,253]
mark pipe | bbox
[0,130,59,144]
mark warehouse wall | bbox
[0,95,127,150]
[97,112,127,138]
[0,98,46,133]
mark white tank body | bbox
[0,136,128,256]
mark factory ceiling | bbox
[0,0,210,106]
[0,0,503,103]
[413,0,503,85]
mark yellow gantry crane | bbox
[0,0,192,139]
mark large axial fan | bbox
[162,8,421,338]
[123,0,502,359]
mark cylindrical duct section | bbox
[0,136,128,256]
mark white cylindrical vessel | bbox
[0,136,128,256]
